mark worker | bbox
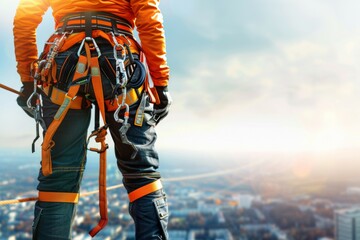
[13,0,171,239]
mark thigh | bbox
[37,93,91,192]
[106,99,161,190]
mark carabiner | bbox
[26,81,40,109]
[114,102,130,124]
[77,37,101,57]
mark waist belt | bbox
[42,86,88,110]
[42,84,143,111]
[56,11,133,37]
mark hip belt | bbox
[56,11,133,37]
[42,84,144,110]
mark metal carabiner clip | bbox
[77,37,102,57]
[114,93,129,124]
[26,81,40,109]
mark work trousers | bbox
[32,41,169,240]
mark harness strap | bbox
[105,85,144,111]
[90,56,106,121]
[41,44,91,176]
[87,55,110,237]
[128,179,163,203]
[57,30,139,54]
[38,191,79,203]
[87,126,109,237]
[42,86,89,110]
[56,11,133,37]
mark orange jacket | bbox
[13,0,169,86]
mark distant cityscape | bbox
[1,153,360,240]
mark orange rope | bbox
[0,197,39,205]
[0,168,243,206]
[0,83,24,97]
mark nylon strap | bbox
[90,56,106,121]
[88,55,109,237]
[41,51,89,176]
[128,179,163,203]
[43,86,86,110]
[38,191,79,203]
[88,126,109,237]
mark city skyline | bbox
[1,154,360,239]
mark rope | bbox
[0,83,24,97]
[0,197,39,205]
[0,167,249,206]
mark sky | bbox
[1,0,360,164]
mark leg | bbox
[106,98,169,240]
[32,94,91,240]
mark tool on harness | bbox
[35,32,69,82]
[113,90,138,159]
[118,105,138,159]
[111,33,138,158]
[134,93,147,127]
[26,80,46,152]
[25,32,69,153]
[123,39,146,89]
[125,43,134,64]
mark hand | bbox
[149,86,172,125]
[17,82,36,118]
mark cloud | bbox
[2,0,360,156]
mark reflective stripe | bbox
[128,179,163,203]
[38,191,79,203]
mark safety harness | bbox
[27,12,163,237]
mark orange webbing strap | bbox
[88,126,109,237]
[42,86,86,110]
[87,54,109,237]
[41,44,91,176]
[59,30,130,53]
[128,179,163,203]
[90,56,106,121]
[38,191,79,203]
[104,84,144,111]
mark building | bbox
[335,208,360,240]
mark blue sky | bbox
[1,1,360,162]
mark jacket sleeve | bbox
[13,0,49,83]
[130,0,170,86]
